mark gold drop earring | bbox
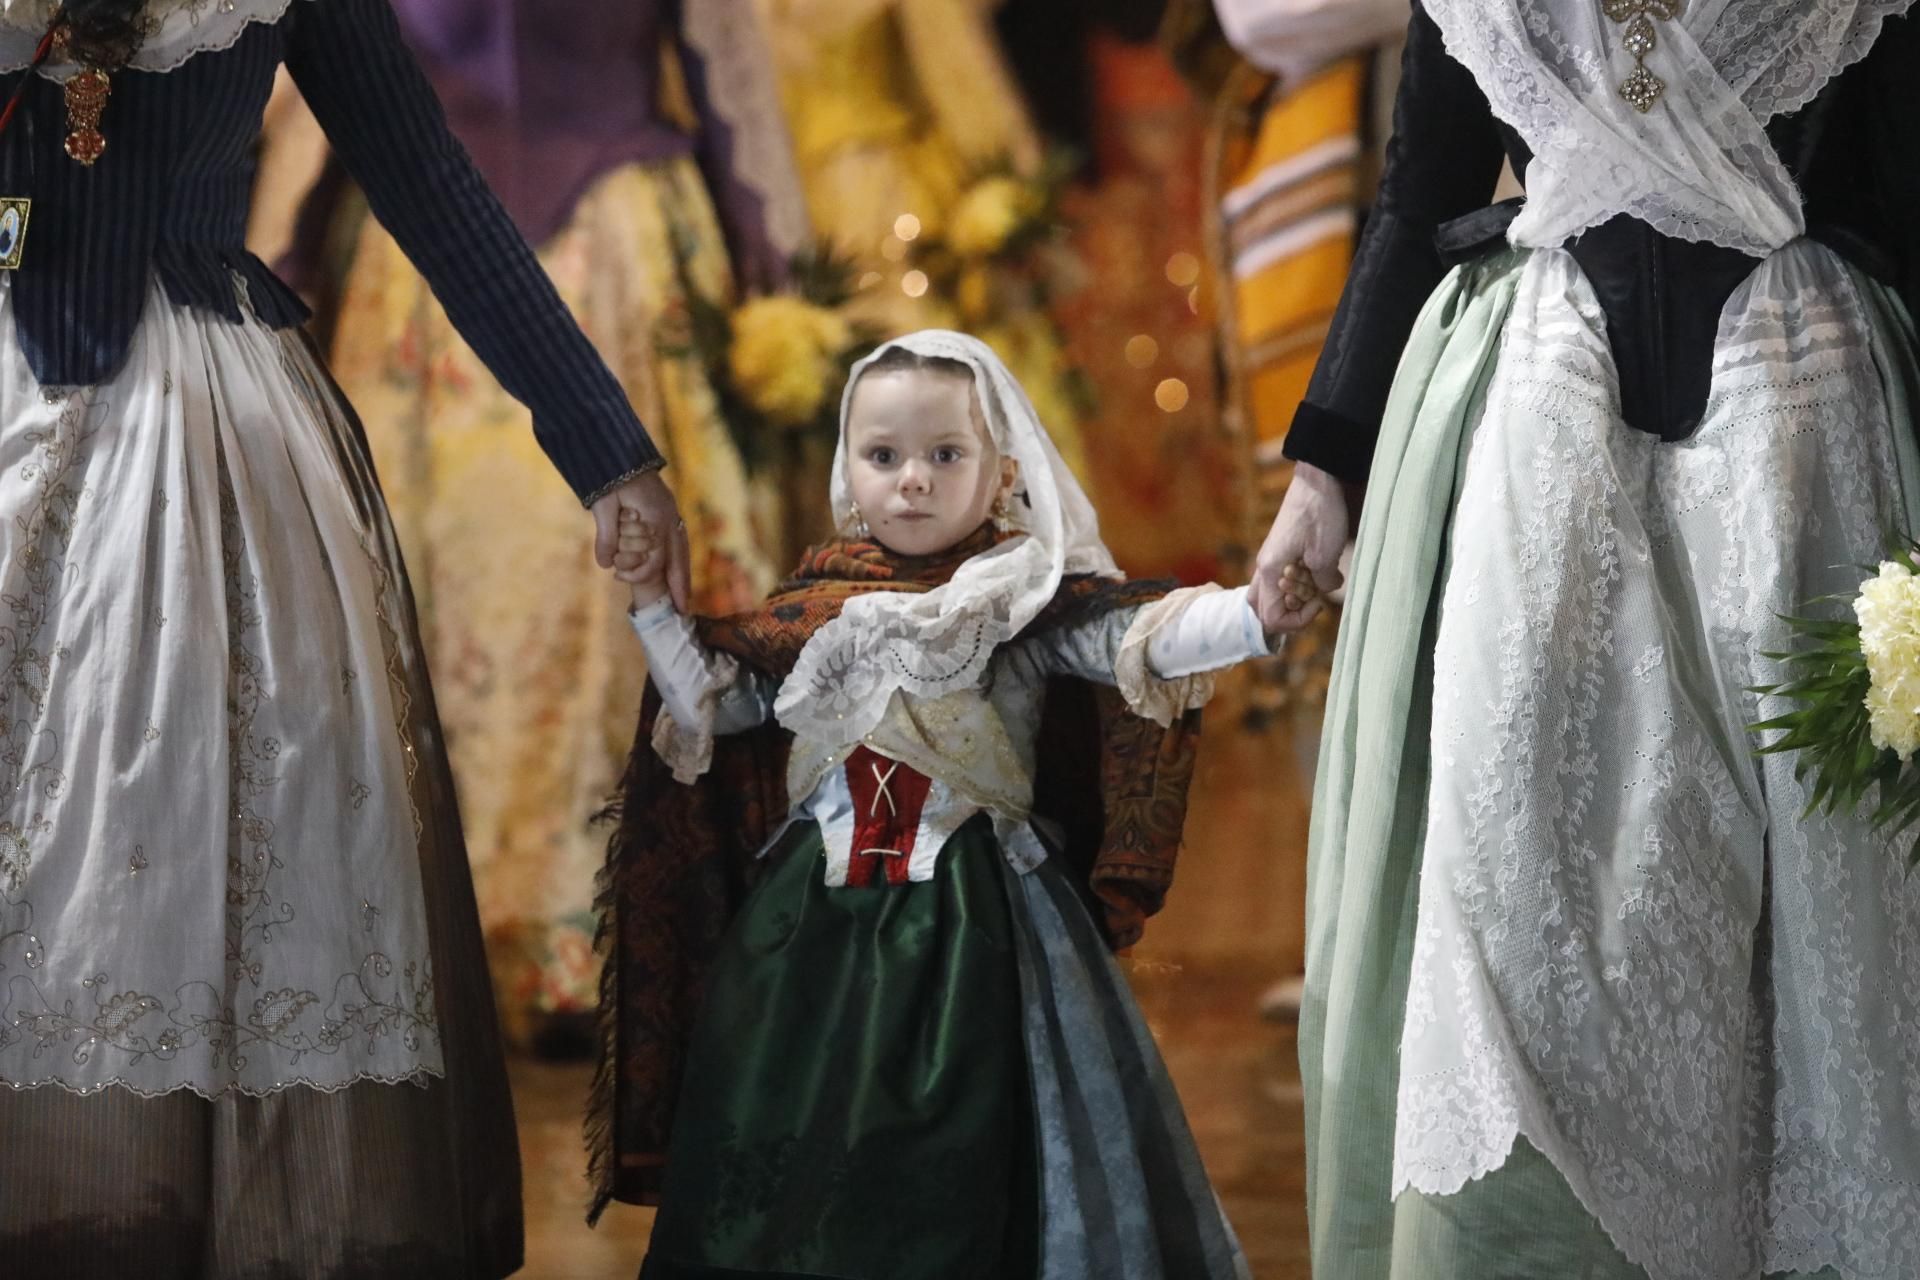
[991,492,1014,532]
[847,502,871,539]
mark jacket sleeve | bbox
[1280,0,1506,486]
[284,0,663,505]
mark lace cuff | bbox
[1114,585,1266,726]
[650,705,720,787]
[629,601,745,783]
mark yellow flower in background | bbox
[729,296,853,427]
[948,175,1036,259]
[1857,560,1920,759]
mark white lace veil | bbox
[0,0,310,76]
[773,329,1119,747]
[1424,0,1915,256]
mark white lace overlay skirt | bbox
[1396,243,1920,1280]
[0,281,443,1098]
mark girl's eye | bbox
[868,448,895,465]
[933,447,963,464]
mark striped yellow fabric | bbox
[1216,56,1367,521]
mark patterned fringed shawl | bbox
[587,529,1204,1219]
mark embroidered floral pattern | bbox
[0,400,84,983]
[1395,247,1920,1280]
[0,954,435,1077]
[1,307,446,1098]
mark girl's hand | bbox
[1250,462,1352,634]
[594,470,689,612]
[615,509,672,610]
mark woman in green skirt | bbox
[1251,3,1920,1279]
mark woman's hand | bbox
[593,470,690,612]
[1250,462,1353,634]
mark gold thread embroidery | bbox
[0,372,442,1081]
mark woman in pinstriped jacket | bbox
[0,1,684,1274]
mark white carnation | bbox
[1856,560,1920,760]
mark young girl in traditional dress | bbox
[591,330,1285,1279]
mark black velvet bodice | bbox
[1284,3,1920,483]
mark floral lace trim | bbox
[1420,0,1831,255]
[1703,0,1918,122]
[1392,245,1920,1280]
[647,648,744,785]
[2,1062,440,1100]
[0,0,313,78]
[1112,587,1220,728]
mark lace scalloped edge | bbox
[651,695,720,785]
[0,0,313,78]
[1743,0,1919,123]
[679,0,811,261]
[1391,1061,1892,1280]
[1397,1113,1744,1280]
[0,1061,442,1102]
[775,615,1012,746]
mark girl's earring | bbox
[848,502,870,539]
[991,493,1014,532]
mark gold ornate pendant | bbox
[1603,0,1685,113]
[62,65,110,165]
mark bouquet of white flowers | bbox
[1754,546,1920,864]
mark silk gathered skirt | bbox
[641,815,1251,1280]
[0,276,520,1278]
[1301,241,1920,1280]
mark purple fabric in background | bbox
[390,0,695,245]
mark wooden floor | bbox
[514,673,1317,1279]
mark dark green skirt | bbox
[640,815,1037,1280]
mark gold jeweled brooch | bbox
[61,64,110,164]
[1602,0,1685,113]
[48,22,112,166]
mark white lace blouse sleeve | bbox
[1037,586,1273,726]
[627,599,777,782]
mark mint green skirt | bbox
[1299,245,1920,1280]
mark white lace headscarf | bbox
[773,329,1119,748]
[1423,0,1915,256]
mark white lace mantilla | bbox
[775,331,1119,749]
[0,0,310,77]
[1423,0,1916,254]
[1396,243,1920,1280]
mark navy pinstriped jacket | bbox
[0,0,659,504]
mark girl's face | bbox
[844,369,1016,556]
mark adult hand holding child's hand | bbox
[615,509,672,610]
[593,470,688,611]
